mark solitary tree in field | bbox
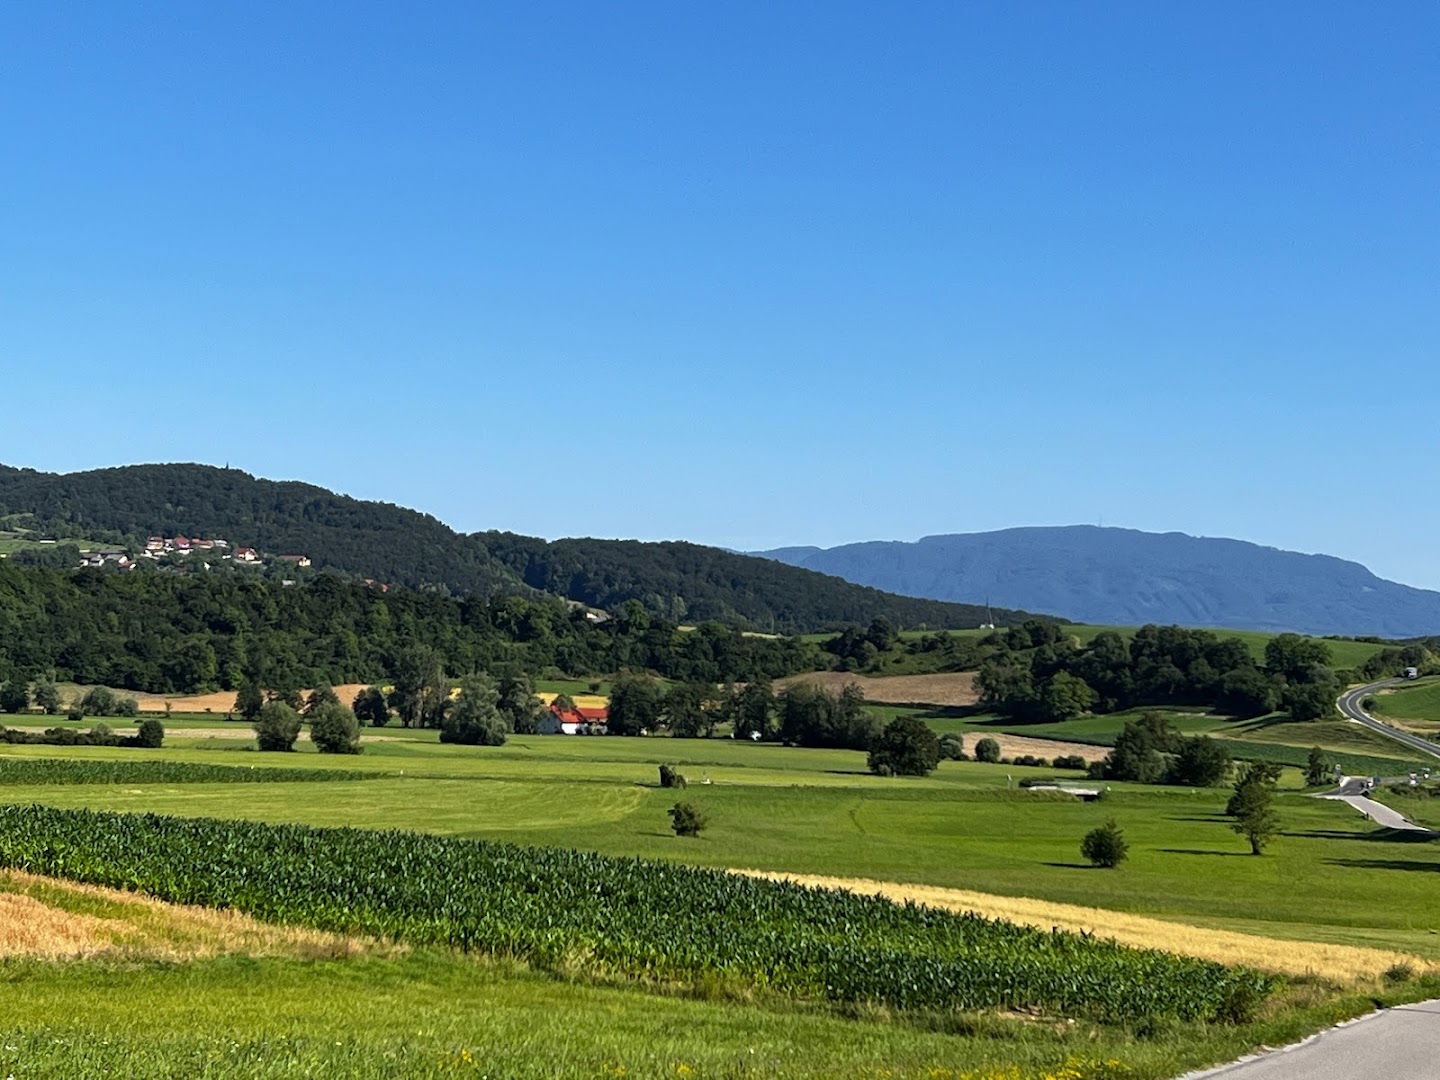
[1228,763,1282,855]
[1081,820,1129,868]
[867,716,941,777]
[310,701,362,754]
[974,737,1001,763]
[439,674,508,746]
[254,702,302,752]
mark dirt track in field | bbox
[773,671,979,707]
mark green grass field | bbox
[0,726,1437,1077]
[1368,678,1440,730]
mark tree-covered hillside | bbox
[0,464,1050,633]
[477,533,1035,632]
[0,562,820,694]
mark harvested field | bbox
[54,683,376,715]
[960,733,1109,763]
[773,671,979,707]
[732,870,1429,982]
[0,870,380,961]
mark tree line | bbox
[977,623,1350,723]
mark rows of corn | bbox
[0,805,1276,1023]
[0,759,387,785]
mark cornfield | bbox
[0,759,387,785]
[0,805,1276,1023]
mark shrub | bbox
[113,697,139,718]
[1013,754,1048,768]
[254,703,303,752]
[974,737,1001,763]
[78,686,117,717]
[1053,755,1087,771]
[938,733,965,761]
[866,716,941,777]
[658,764,687,789]
[1081,820,1129,869]
[135,720,165,748]
[310,702,362,755]
[668,801,708,837]
[66,709,82,723]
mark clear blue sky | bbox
[3,4,1437,585]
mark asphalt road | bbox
[1336,679,1440,762]
[1181,1000,1440,1078]
[1316,787,1430,832]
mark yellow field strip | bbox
[0,870,388,961]
[732,869,1430,981]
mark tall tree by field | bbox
[664,683,715,738]
[0,681,29,714]
[607,672,664,737]
[727,679,774,740]
[309,702,362,755]
[234,679,265,723]
[351,686,390,727]
[496,672,545,735]
[254,702,302,752]
[389,646,448,729]
[1263,634,1332,681]
[32,681,61,715]
[439,675,508,746]
[304,684,340,716]
[1305,746,1332,787]
[867,716,942,777]
[1227,762,1282,855]
[1166,736,1231,787]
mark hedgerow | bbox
[0,759,388,785]
[0,805,1276,1024]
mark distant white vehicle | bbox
[1404,667,1420,680]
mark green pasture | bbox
[2,732,1438,961]
[1369,678,1440,728]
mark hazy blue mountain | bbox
[754,526,1440,637]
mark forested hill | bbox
[474,533,1034,632]
[0,463,524,598]
[0,464,1048,633]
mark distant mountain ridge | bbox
[753,526,1440,638]
[0,463,1049,634]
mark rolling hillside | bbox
[755,525,1440,637]
[0,464,1046,633]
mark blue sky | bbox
[3,4,1438,585]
